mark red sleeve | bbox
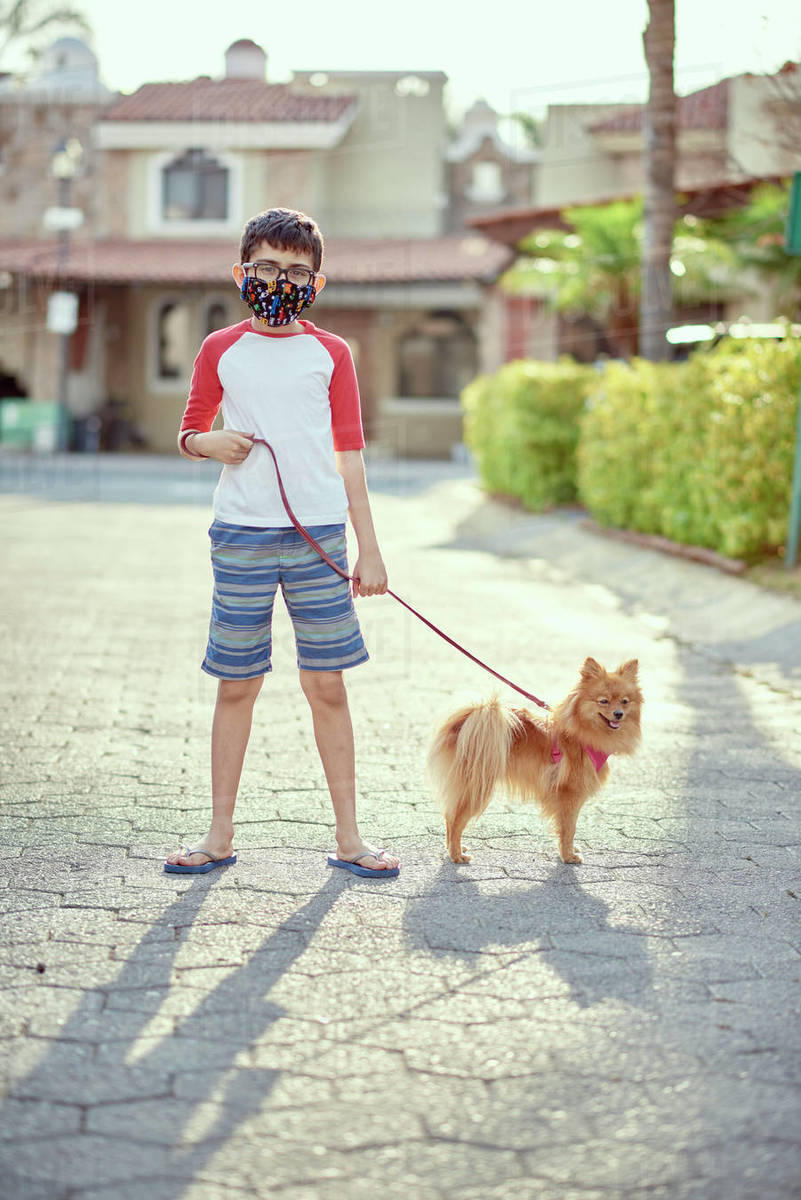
[179,332,229,433]
[313,331,365,451]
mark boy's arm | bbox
[179,341,221,459]
[180,429,255,463]
[335,450,387,598]
[178,333,255,464]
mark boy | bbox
[164,208,399,878]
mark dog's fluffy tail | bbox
[428,698,521,854]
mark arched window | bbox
[468,161,504,204]
[204,301,229,338]
[162,148,228,221]
[398,312,478,399]
[157,301,192,379]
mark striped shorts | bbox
[202,519,369,679]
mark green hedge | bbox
[462,358,597,510]
[577,338,801,560]
[462,337,801,561]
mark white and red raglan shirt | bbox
[180,319,365,527]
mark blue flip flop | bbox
[327,849,400,879]
[164,845,237,874]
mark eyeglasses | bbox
[243,261,316,287]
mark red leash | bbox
[252,437,551,711]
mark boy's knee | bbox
[299,670,346,707]
[217,676,264,705]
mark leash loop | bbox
[251,437,551,711]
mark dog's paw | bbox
[560,847,583,864]
[449,847,472,864]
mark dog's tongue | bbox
[609,721,621,730]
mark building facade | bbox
[0,39,520,455]
[5,42,793,448]
[471,64,801,361]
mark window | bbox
[157,301,192,379]
[162,148,228,222]
[204,301,229,338]
[467,161,504,204]
[395,75,430,98]
[148,149,241,235]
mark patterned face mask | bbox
[240,275,317,326]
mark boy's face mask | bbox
[240,275,317,327]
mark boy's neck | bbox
[250,316,305,336]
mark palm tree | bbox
[0,1,89,67]
[504,199,643,358]
[502,200,745,357]
[709,182,801,315]
[640,0,677,360]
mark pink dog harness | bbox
[551,741,609,773]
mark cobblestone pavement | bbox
[1,456,800,1199]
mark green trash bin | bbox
[0,401,64,451]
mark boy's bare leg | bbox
[299,669,399,870]
[165,676,263,867]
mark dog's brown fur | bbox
[428,658,642,864]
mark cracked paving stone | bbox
[7,1049,173,1106]
[218,1137,527,1195]
[76,1182,256,1200]
[87,1091,425,1150]
[2,470,801,1198]
[5,1135,174,1191]
[0,1097,83,1139]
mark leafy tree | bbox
[508,111,542,149]
[668,213,742,310]
[502,198,749,357]
[706,182,801,315]
[503,199,643,358]
[0,0,89,68]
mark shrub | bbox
[578,337,801,560]
[701,338,801,557]
[462,358,597,510]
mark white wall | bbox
[536,105,626,207]
[295,73,448,237]
[728,73,801,178]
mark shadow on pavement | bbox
[404,863,656,1012]
[1,870,346,1198]
[711,618,801,680]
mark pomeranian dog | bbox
[428,658,642,864]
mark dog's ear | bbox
[616,658,639,680]
[580,657,604,680]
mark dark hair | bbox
[239,207,324,272]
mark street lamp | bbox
[49,138,83,452]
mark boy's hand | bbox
[351,552,388,598]
[193,430,255,464]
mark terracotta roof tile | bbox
[469,175,785,246]
[591,79,729,134]
[0,236,512,285]
[102,79,356,123]
[322,236,512,284]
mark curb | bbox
[580,518,748,576]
